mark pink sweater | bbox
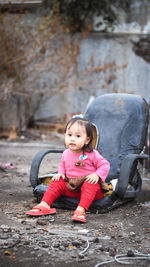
[58,149,110,182]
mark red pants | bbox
[42,178,104,211]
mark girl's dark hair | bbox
[64,117,93,153]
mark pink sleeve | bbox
[58,152,66,174]
[93,150,110,182]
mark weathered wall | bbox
[0,0,150,133]
[33,32,150,123]
[79,33,150,99]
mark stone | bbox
[72,240,82,247]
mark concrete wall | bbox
[0,0,150,132]
[32,32,150,123]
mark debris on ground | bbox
[0,141,150,266]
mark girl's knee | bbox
[48,178,66,190]
[81,180,100,192]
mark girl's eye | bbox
[67,133,71,136]
[77,135,80,138]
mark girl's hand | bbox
[86,173,99,184]
[52,173,65,181]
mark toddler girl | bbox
[26,117,110,223]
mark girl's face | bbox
[65,122,90,153]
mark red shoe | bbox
[72,210,86,223]
[26,205,56,216]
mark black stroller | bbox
[29,93,149,213]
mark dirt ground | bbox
[0,136,150,267]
